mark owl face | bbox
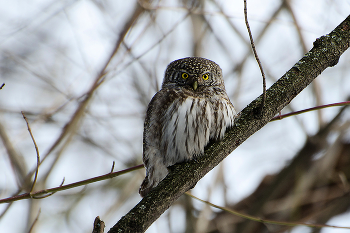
[162,57,224,91]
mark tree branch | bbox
[108,15,350,233]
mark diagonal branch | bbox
[108,15,350,233]
[21,1,145,189]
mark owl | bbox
[139,57,236,197]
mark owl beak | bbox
[193,80,198,91]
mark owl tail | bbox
[139,164,168,197]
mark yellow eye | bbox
[202,73,209,80]
[182,72,189,79]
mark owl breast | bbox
[160,94,235,167]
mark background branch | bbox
[0,165,143,204]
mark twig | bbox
[0,83,4,89]
[270,101,350,121]
[0,199,15,218]
[22,2,145,180]
[186,192,350,230]
[32,178,65,199]
[27,209,41,233]
[0,164,143,204]
[21,112,40,193]
[110,161,115,173]
[244,0,266,115]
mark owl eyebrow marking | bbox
[178,69,212,76]
[200,71,211,75]
[178,69,193,75]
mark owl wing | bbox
[140,89,174,196]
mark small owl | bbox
[139,57,236,197]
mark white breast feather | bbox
[161,97,235,167]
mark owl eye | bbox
[202,73,209,80]
[182,72,189,79]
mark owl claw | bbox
[193,157,202,164]
[189,181,198,190]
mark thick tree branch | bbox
[108,15,350,233]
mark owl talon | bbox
[189,182,197,190]
[192,157,199,163]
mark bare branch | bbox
[0,165,143,204]
[244,0,267,114]
[271,100,350,121]
[27,209,41,233]
[21,112,40,193]
[110,161,115,173]
[186,192,350,230]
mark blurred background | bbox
[0,0,350,232]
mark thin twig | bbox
[27,209,41,233]
[0,83,4,89]
[32,178,65,199]
[0,164,144,204]
[270,101,350,121]
[244,0,266,114]
[0,200,15,218]
[30,2,145,169]
[186,192,350,230]
[110,161,115,173]
[21,112,40,193]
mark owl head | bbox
[162,57,225,92]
